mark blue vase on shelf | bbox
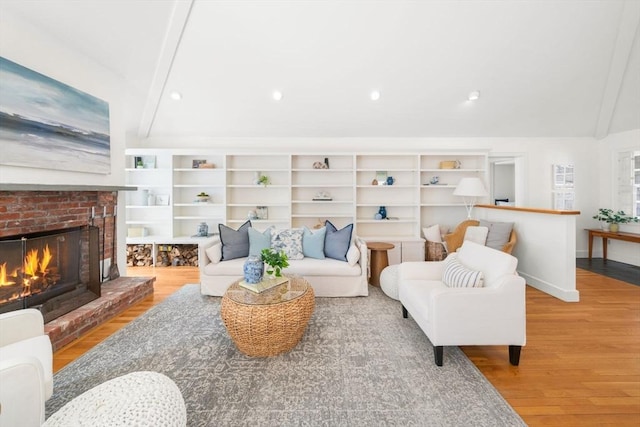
[243,255,264,284]
[378,206,387,219]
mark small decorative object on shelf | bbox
[376,171,387,185]
[312,161,328,169]
[258,175,270,186]
[378,206,387,219]
[248,210,258,220]
[261,248,289,278]
[439,160,461,169]
[197,222,209,237]
[324,157,330,169]
[134,156,144,168]
[312,191,332,201]
[243,255,264,284]
[156,194,170,205]
[192,159,207,168]
[256,206,268,219]
[430,176,440,184]
[196,192,210,203]
[386,176,394,185]
[139,189,149,206]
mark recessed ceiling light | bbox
[272,91,283,101]
[170,91,182,101]
[467,90,480,101]
[370,90,381,101]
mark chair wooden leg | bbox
[509,345,522,366]
[402,305,408,318]
[434,346,443,366]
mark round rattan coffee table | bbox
[221,276,315,357]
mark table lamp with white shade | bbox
[453,177,488,218]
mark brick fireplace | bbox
[0,188,154,350]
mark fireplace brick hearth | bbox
[45,276,155,351]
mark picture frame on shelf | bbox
[192,159,207,168]
[375,171,387,186]
[134,156,144,168]
[155,194,170,205]
[141,155,156,169]
[552,190,574,210]
[552,164,574,189]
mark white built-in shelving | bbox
[124,149,489,263]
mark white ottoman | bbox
[380,264,400,300]
[44,371,186,426]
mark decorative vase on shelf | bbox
[197,222,209,237]
[243,256,264,284]
[609,223,619,233]
[253,171,261,185]
[378,206,387,219]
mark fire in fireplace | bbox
[0,225,100,323]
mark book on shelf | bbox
[238,276,289,293]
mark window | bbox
[618,151,640,218]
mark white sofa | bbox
[199,236,369,297]
[398,240,526,366]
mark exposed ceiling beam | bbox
[137,0,194,139]
[595,0,640,139]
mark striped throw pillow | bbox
[442,256,484,288]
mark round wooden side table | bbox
[368,242,395,286]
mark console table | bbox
[587,229,640,261]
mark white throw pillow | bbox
[346,244,360,266]
[422,224,443,243]
[463,226,489,246]
[205,244,222,264]
[442,256,484,288]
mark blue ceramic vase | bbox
[378,206,387,219]
[243,255,264,284]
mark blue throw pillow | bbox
[248,226,273,257]
[324,221,353,261]
[219,220,251,260]
[302,226,326,259]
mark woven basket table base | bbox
[221,278,315,357]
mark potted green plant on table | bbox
[260,248,289,278]
[592,208,638,232]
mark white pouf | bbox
[44,371,186,427]
[380,264,400,300]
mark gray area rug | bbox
[47,284,525,426]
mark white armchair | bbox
[0,356,48,426]
[0,309,53,396]
[398,240,526,366]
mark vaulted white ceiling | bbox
[2,0,639,140]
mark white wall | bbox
[0,10,127,187]
[596,129,640,265]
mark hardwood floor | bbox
[53,266,640,426]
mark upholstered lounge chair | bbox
[398,240,526,366]
[443,219,517,254]
[0,309,53,396]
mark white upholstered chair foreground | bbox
[1,357,186,427]
[398,240,526,366]
[0,308,53,397]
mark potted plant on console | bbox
[593,208,638,232]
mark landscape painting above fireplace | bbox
[0,56,110,174]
